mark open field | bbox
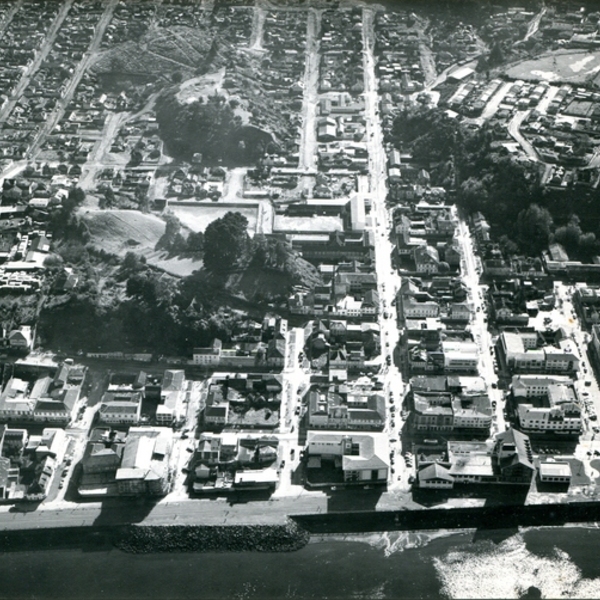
[169,204,258,234]
[505,50,600,83]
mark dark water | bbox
[2,526,600,599]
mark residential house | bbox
[306,385,386,431]
[156,370,186,426]
[8,326,33,351]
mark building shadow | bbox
[326,486,384,513]
[92,496,159,527]
[290,461,305,486]
[226,489,273,505]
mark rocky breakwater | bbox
[113,520,310,554]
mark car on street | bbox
[290,449,295,459]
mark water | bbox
[3,526,600,599]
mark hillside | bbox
[82,209,167,256]
[225,253,323,304]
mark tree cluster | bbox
[156,93,270,165]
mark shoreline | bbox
[0,520,311,555]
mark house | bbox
[409,376,492,434]
[0,378,34,422]
[8,326,33,351]
[266,338,286,367]
[78,428,127,496]
[416,428,535,488]
[192,339,222,365]
[418,463,454,489]
[511,376,581,435]
[98,392,143,426]
[306,386,386,431]
[306,431,389,486]
[441,341,479,372]
[115,428,172,496]
[28,428,67,460]
[539,461,572,484]
[414,244,440,274]
[496,332,579,375]
[156,370,186,426]
[32,387,80,424]
[204,403,229,427]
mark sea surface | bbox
[3,525,600,599]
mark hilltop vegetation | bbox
[156,92,273,164]
[39,211,321,355]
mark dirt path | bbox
[249,4,266,51]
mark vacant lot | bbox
[273,215,343,233]
[505,50,600,83]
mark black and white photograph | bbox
[1,0,600,597]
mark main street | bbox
[455,217,505,431]
[362,8,409,489]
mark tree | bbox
[68,187,86,205]
[130,148,143,166]
[186,231,204,254]
[3,187,21,203]
[104,186,115,206]
[488,42,504,67]
[156,214,182,251]
[203,211,249,273]
[516,204,553,255]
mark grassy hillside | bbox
[82,209,167,255]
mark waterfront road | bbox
[0,487,425,531]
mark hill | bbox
[82,209,167,256]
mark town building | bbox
[496,332,579,375]
[510,376,581,436]
[305,431,389,487]
[306,385,386,431]
[416,428,535,488]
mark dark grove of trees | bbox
[388,105,600,258]
[155,92,270,165]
